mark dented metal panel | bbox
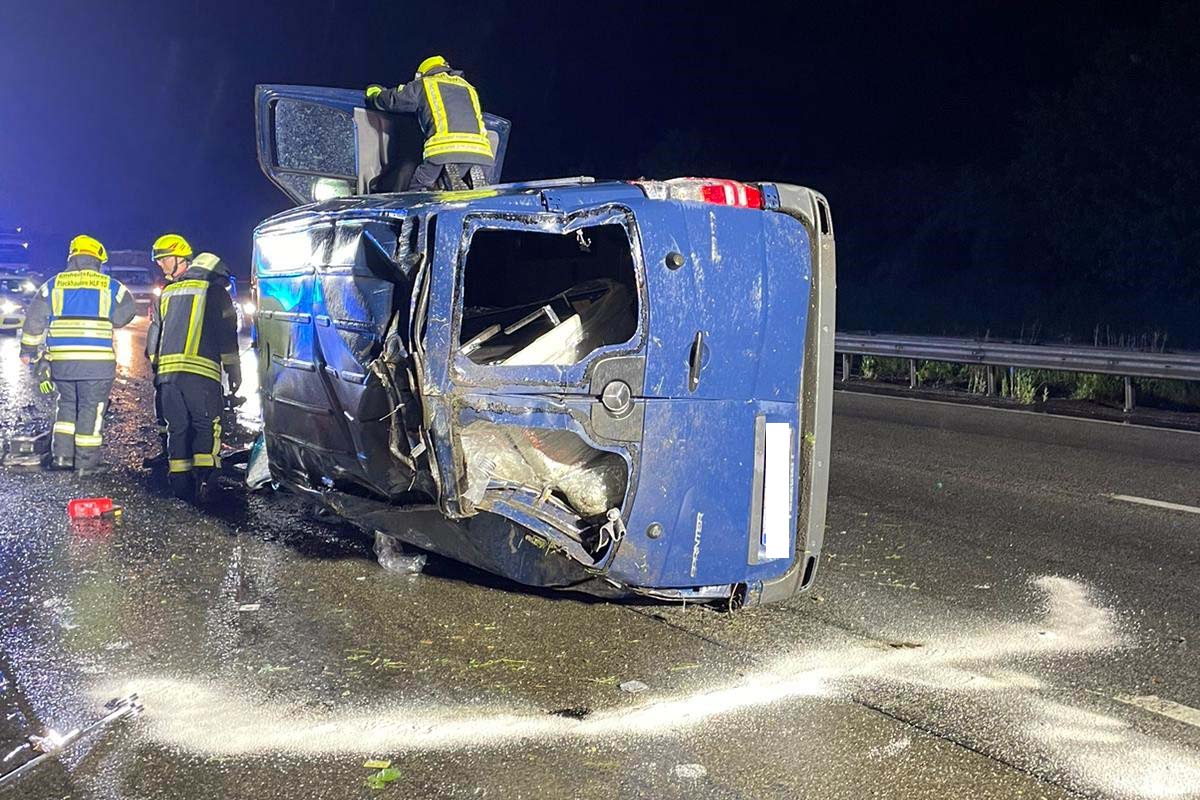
[254,216,434,500]
[251,172,833,604]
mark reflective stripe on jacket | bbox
[369,67,495,166]
[148,254,239,385]
[20,260,136,380]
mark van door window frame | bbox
[449,206,648,389]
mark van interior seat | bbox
[497,279,634,366]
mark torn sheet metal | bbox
[459,421,626,518]
[251,175,834,604]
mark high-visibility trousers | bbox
[52,379,114,470]
[160,374,223,491]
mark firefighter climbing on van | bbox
[365,55,495,191]
[19,235,136,476]
[144,245,240,502]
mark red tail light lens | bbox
[698,180,763,208]
[632,178,764,209]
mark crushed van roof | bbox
[254,177,650,232]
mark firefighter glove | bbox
[226,363,243,395]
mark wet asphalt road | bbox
[1,322,1199,799]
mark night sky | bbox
[1,1,1195,343]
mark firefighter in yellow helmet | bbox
[142,233,191,467]
[365,55,494,191]
[19,235,136,475]
[145,235,240,502]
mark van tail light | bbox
[632,178,763,209]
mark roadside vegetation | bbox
[854,355,1200,412]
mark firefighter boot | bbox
[142,443,169,468]
[195,470,217,504]
[168,471,194,502]
[142,453,168,468]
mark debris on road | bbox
[673,763,707,780]
[619,680,648,694]
[550,707,591,720]
[67,497,122,520]
[364,766,401,790]
[244,434,272,490]
[373,532,426,575]
[0,430,49,468]
[0,695,143,790]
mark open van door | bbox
[255,84,511,205]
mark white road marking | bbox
[1103,494,1200,515]
[1114,695,1200,729]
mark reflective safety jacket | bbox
[20,258,136,380]
[368,66,495,166]
[144,274,174,365]
[147,253,239,385]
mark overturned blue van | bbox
[250,84,836,605]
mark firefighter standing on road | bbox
[365,55,495,191]
[143,234,191,467]
[145,245,240,502]
[19,235,136,475]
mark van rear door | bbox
[254,84,511,205]
[624,188,812,591]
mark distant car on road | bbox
[0,227,35,334]
[105,250,160,316]
[0,269,41,335]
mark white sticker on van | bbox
[761,422,793,560]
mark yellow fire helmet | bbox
[151,233,193,261]
[416,55,448,76]
[68,234,108,263]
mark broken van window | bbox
[273,99,356,177]
[458,223,638,366]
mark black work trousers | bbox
[410,160,487,191]
[52,378,114,470]
[153,384,168,454]
[159,374,223,497]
